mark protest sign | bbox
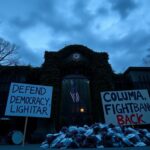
[101,89,150,125]
[5,82,53,118]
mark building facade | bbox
[0,45,149,143]
[124,67,150,93]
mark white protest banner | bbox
[101,89,150,126]
[5,82,53,118]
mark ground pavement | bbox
[0,144,150,150]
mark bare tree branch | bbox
[0,37,19,66]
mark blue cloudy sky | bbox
[0,0,150,73]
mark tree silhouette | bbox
[0,37,19,65]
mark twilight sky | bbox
[0,0,150,73]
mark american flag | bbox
[70,80,80,103]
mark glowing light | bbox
[80,108,85,113]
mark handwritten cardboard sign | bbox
[101,89,150,125]
[5,83,53,118]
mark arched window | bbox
[60,75,92,126]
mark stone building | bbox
[0,44,149,142]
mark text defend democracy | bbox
[10,95,49,106]
[12,84,46,95]
[5,83,52,118]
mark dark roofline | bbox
[44,44,109,62]
[124,66,150,74]
[58,44,94,56]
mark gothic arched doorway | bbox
[59,75,92,127]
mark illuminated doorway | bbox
[60,75,92,126]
